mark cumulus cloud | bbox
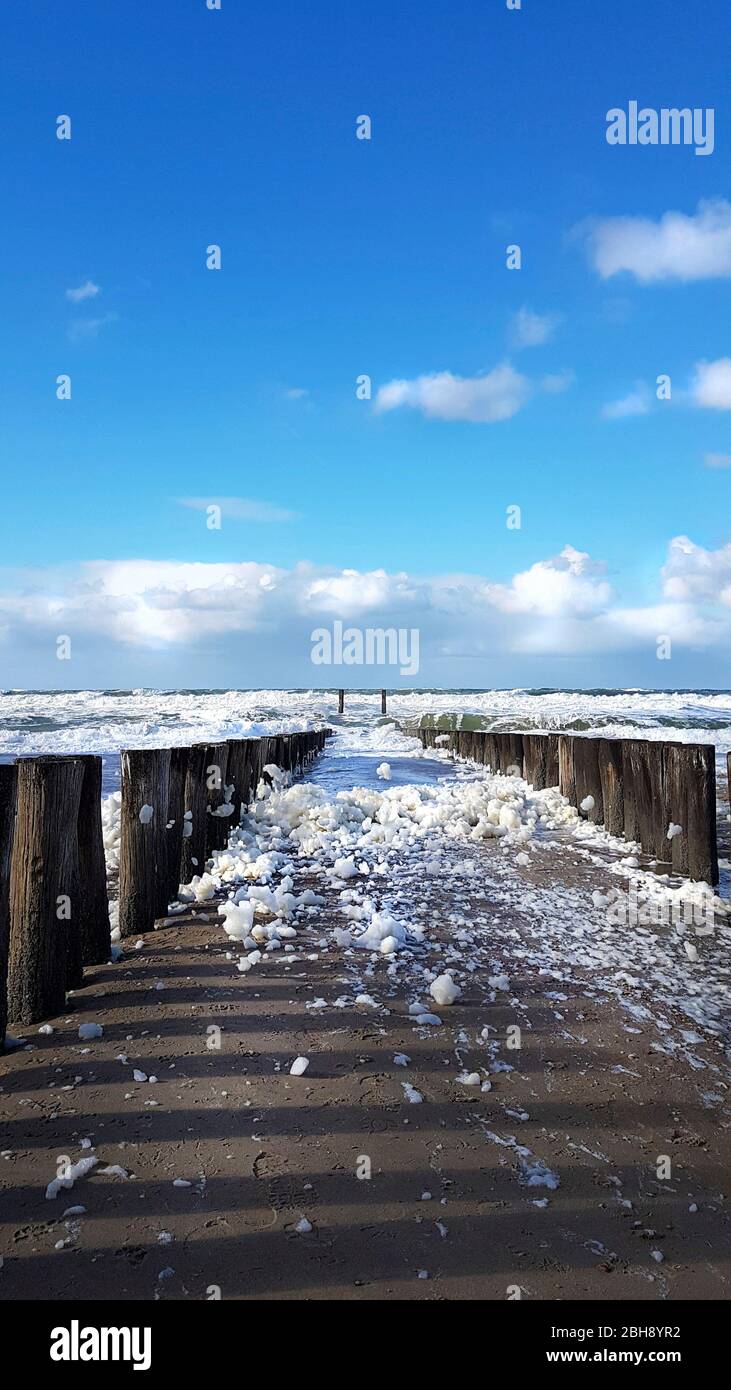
[177,497,298,523]
[510,307,560,348]
[580,198,731,283]
[601,382,652,420]
[374,364,531,423]
[66,279,100,302]
[0,541,727,670]
[483,546,612,618]
[662,535,731,608]
[691,358,731,410]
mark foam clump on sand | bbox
[402,1082,423,1104]
[430,974,461,1007]
[101,791,122,872]
[78,1023,103,1040]
[46,1155,98,1200]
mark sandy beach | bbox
[2,765,730,1303]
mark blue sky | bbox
[1,0,730,688]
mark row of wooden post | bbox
[419,727,721,886]
[0,729,331,1038]
[338,690,388,714]
[118,729,330,941]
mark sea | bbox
[1,687,730,798]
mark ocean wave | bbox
[1,688,730,765]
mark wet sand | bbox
[1,833,730,1303]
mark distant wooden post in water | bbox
[381,689,387,714]
[7,757,85,1025]
[0,764,18,1045]
[119,748,171,938]
[338,689,345,714]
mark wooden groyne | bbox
[0,729,331,1038]
[419,727,719,886]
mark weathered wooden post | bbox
[77,755,111,966]
[338,689,345,714]
[7,757,85,1025]
[522,734,545,788]
[288,734,298,774]
[545,735,560,787]
[118,748,171,937]
[381,689,387,715]
[280,735,294,773]
[164,746,189,905]
[597,738,624,837]
[204,741,231,855]
[0,763,18,1045]
[248,737,264,792]
[259,737,278,787]
[572,737,604,824]
[558,735,577,807]
[473,731,487,764]
[244,738,259,799]
[491,732,522,776]
[484,732,500,771]
[664,742,718,884]
[181,743,209,882]
[224,740,249,825]
[622,740,667,861]
[504,733,524,778]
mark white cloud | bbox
[66,279,100,302]
[284,387,309,400]
[704,452,731,468]
[581,198,731,283]
[662,535,731,609]
[374,364,531,423]
[1,540,727,665]
[484,546,611,618]
[177,497,298,523]
[68,313,117,343]
[601,383,651,419]
[510,307,559,348]
[540,369,575,395]
[692,359,731,410]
